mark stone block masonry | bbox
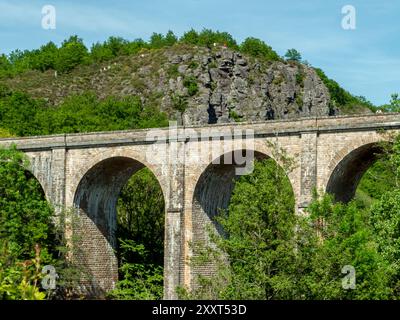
[1,113,400,299]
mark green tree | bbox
[105,36,129,56]
[381,94,400,112]
[164,30,178,46]
[0,54,12,77]
[0,128,13,138]
[183,140,398,300]
[284,48,302,62]
[55,36,88,73]
[240,37,280,61]
[369,190,400,295]
[90,42,114,63]
[0,147,54,259]
[0,148,85,300]
[31,42,58,71]
[0,91,43,136]
[117,168,165,265]
[180,29,200,45]
[301,194,392,299]
[200,29,237,48]
[36,93,168,135]
[107,240,163,300]
[110,168,165,300]
[7,49,32,74]
[0,147,55,300]
[183,76,199,96]
[0,89,168,137]
[368,134,400,295]
[149,33,166,49]
[185,153,300,299]
[125,38,147,55]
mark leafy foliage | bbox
[0,128,13,138]
[150,31,178,49]
[0,242,46,300]
[356,155,396,208]
[0,90,168,136]
[107,240,163,300]
[0,29,283,79]
[369,190,400,293]
[117,168,165,266]
[284,48,302,62]
[55,36,89,73]
[184,137,400,300]
[0,148,54,259]
[183,76,199,96]
[1,27,399,301]
[181,29,238,49]
[184,150,299,299]
[0,148,89,300]
[301,194,392,299]
[240,37,280,61]
[111,168,165,299]
[0,147,54,299]
[380,94,400,112]
[314,68,376,112]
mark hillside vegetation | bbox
[0,29,375,128]
[0,29,399,300]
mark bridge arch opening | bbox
[73,156,165,297]
[24,170,47,199]
[191,149,295,286]
[326,142,386,203]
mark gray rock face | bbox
[10,45,332,126]
[161,47,331,125]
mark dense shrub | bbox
[240,37,280,61]
[0,90,168,136]
[55,36,89,73]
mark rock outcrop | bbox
[6,44,333,125]
[162,47,330,124]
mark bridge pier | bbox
[298,131,318,210]
[164,139,185,300]
[49,147,67,213]
[1,114,399,299]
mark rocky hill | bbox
[3,43,372,126]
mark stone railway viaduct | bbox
[1,113,400,299]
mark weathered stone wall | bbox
[1,113,400,299]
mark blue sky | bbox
[0,0,398,105]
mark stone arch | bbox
[24,169,48,199]
[72,155,166,295]
[24,153,53,203]
[189,148,296,286]
[325,140,386,203]
[69,149,168,207]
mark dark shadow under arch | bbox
[191,149,295,285]
[193,150,267,237]
[326,143,384,203]
[25,170,47,199]
[73,156,165,296]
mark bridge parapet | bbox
[1,113,400,299]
